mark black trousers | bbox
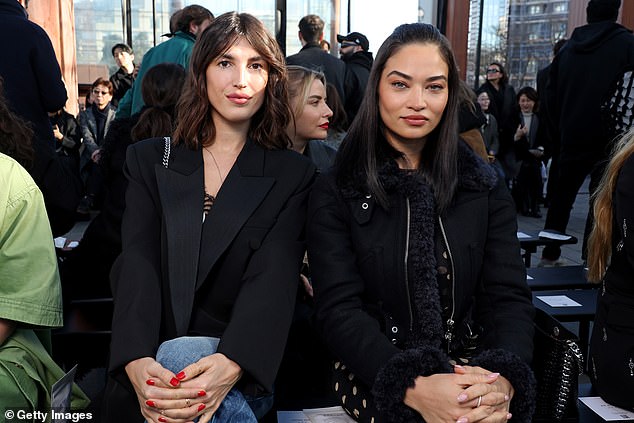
[542,157,608,261]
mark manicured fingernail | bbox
[176,371,186,380]
[158,417,167,423]
[457,418,468,423]
[197,390,206,397]
[505,394,510,401]
[457,393,468,402]
[507,413,512,420]
[169,377,180,386]
[488,372,500,379]
[198,404,206,412]
[454,364,464,370]
[145,400,155,407]
[146,379,155,385]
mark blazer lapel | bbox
[155,145,203,336]
[195,140,274,289]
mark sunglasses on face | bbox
[92,90,110,95]
[486,69,500,74]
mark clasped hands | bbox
[125,353,242,423]
[404,364,514,423]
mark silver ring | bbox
[185,398,191,407]
[476,395,482,407]
[160,409,165,416]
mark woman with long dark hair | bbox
[308,23,535,422]
[104,12,315,422]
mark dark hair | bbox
[131,63,186,142]
[487,61,509,86]
[335,23,461,211]
[298,15,325,44]
[325,82,348,132]
[111,43,133,56]
[92,77,113,94]
[173,5,213,33]
[0,77,34,168]
[517,86,539,112]
[173,12,292,150]
[587,0,621,23]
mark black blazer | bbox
[107,137,315,410]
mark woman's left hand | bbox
[145,353,243,423]
[453,365,514,422]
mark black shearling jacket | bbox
[308,142,536,422]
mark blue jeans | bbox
[153,336,271,423]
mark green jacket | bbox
[116,31,195,118]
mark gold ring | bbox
[476,395,482,407]
[160,409,165,416]
[185,398,191,407]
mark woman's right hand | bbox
[125,357,208,423]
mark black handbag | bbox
[532,308,584,422]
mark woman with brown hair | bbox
[104,12,316,422]
[587,127,634,411]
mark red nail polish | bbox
[158,417,167,423]
[169,377,180,386]
[198,404,206,412]
[145,400,155,407]
[197,390,206,397]
[176,371,186,380]
[146,379,155,386]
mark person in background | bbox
[0,85,89,412]
[323,82,348,150]
[308,22,535,423]
[103,12,315,422]
[477,91,500,162]
[286,65,337,172]
[115,5,213,118]
[477,62,517,186]
[320,39,330,52]
[49,107,81,160]
[109,42,136,108]
[78,77,116,214]
[511,86,544,218]
[337,31,373,124]
[587,127,634,411]
[286,14,348,106]
[60,63,186,303]
[540,0,634,266]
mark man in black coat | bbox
[286,14,348,106]
[0,0,82,237]
[337,31,373,125]
[109,43,136,108]
[540,0,634,265]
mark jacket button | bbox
[391,326,398,333]
[361,203,369,210]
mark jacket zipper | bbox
[439,216,456,352]
[404,198,414,331]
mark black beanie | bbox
[586,0,621,23]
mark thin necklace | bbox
[203,145,225,184]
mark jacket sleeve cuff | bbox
[371,346,452,422]
[471,349,536,423]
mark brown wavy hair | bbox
[131,63,186,141]
[587,127,634,282]
[0,77,34,168]
[172,12,292,150]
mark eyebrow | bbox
[219,52,264,62]
[386,70,447,82]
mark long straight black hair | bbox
[334,23,461,212]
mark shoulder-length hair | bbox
[334,23,461,211]
[489,61,509,86]
[131,63,186,142]
[173,12,292,150]
[587,127,634,282]
[0,77,34,168]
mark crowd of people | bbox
[1,0,633,421]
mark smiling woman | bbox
[307,23,536,423]
[104,12,316,423]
